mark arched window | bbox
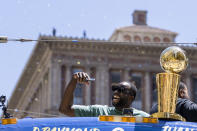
[143,36,151,42]
[123,35,131,42]
[134,35,141,42]
[153,37,160,42]
[163,37,170,42]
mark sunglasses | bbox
[112,85,132,95]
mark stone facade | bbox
[7,11,197,118]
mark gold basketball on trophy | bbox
[160,46,188,73]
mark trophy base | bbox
[151,112,186,121]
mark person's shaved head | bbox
[111,81,137,110]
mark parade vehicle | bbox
[0,97,197,131]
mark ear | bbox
[129,95,135,101]
[179,89,184,97]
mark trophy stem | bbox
[151,72,186,121]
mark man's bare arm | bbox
[59,77,77,116]
[59,72,90,116]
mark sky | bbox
[0,0,197,113]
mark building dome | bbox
[109,10,178,43]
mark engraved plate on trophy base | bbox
[151,112,185,121]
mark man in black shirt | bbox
[150,82,197,122]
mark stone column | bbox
[85,68,91,105]
[42,71,49,113]
[65,65,71,86]
[95,65,109,105]
[49,60,61,112]
[144,72,151,113]
[95,66,101,104]
[38,83,42,117]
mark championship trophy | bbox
[151,46,188,121]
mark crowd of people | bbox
[59,72,197,122]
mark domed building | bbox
[110,10,177,43]
[8,10,197,118]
